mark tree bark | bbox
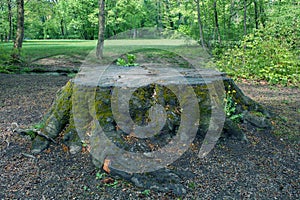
[7,0,13,41]
[259,0,266,28]
[26,74,272,156]
[96,0,105,59]
[196,0,205,48]
[156,0,163,30]
[227,0,235,38]
[11,0,24,61]
[60,19,65,37]
[14,0,24,50]
[254,0,259,29]
[243,0,247,35]
[213,0,221,43]
[164,0,174,29]
[18,52,272,193]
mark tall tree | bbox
[243,0,247,35]
[164,0,174,29]
[213,0,221,43]
[96,0,105,59]
[156,0,163,30]
[196,0,205,48]
[259,0,266,28]
[14,0,24,56]
[253,0,259,29]
[7,0,12,41]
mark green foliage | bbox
[216,4,300,87]
[104,180,118,188]
[33,122,45,130]
[0,65,19,74]
[141,189,151,196]
[0,45,11,63]
[188,182,196,189]
[224,87,243,122]
[116,54,139,67]
[26,130,37,140]
[83,185,90,191]
[95,172,106,180]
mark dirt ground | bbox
[0,73,299,199]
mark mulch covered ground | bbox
[0,74,299,199]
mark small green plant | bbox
[116,58,127,66]
[26,130,37,140]
[188,182,196,189]
[82,142,88,148]
[33,122,45,130]
[104,180,118,188]
[0,65,21,74]
[224,87,243,122]
[67,73,77,78]
[116,54,139,67]
[95,172,106,180]
[83,185,90,191]
[141,189,151,196]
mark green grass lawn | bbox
[0,39,204,60]
[0,39,210,71]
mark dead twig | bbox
[21,153,36,159]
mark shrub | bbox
[216,4,300,87]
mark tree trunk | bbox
[96,0,105,59]
[164,0,174,29]
[254,0,259,29]
[259,0,266,28]
[227,0,235,38]
[12,0,24,61]
[7,0,12,41]
[27,73,271,154]
[60,19,65,37]
[213,0,221,43]
[196,0,205,48]
[14,0,24,48]
[243,0,247,35]
[156,0,163,30]
[16,50,272,194]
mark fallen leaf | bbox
[129,132,136,137]
[62,144,69,153]
[103,159,111,173]
[81,146,87,153]
[102,177,114,184]
[81,144,91,154]
[45,148,51,153]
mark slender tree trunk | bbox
[7,0,12,41]
[254,0,259,29]
[259,0,266,28]
[243,0,247,35]
[213,0,221,43]
[164,0,174,29]
[222,0,226,40]
[14,0,24,52]
[228,0,234,38]
[60,19,65,37]
[196,0,205,48]
[96,0,105,59]
[156,0,163,30]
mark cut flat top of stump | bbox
[74,64,227,87]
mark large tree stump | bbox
[19,49,272,194]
